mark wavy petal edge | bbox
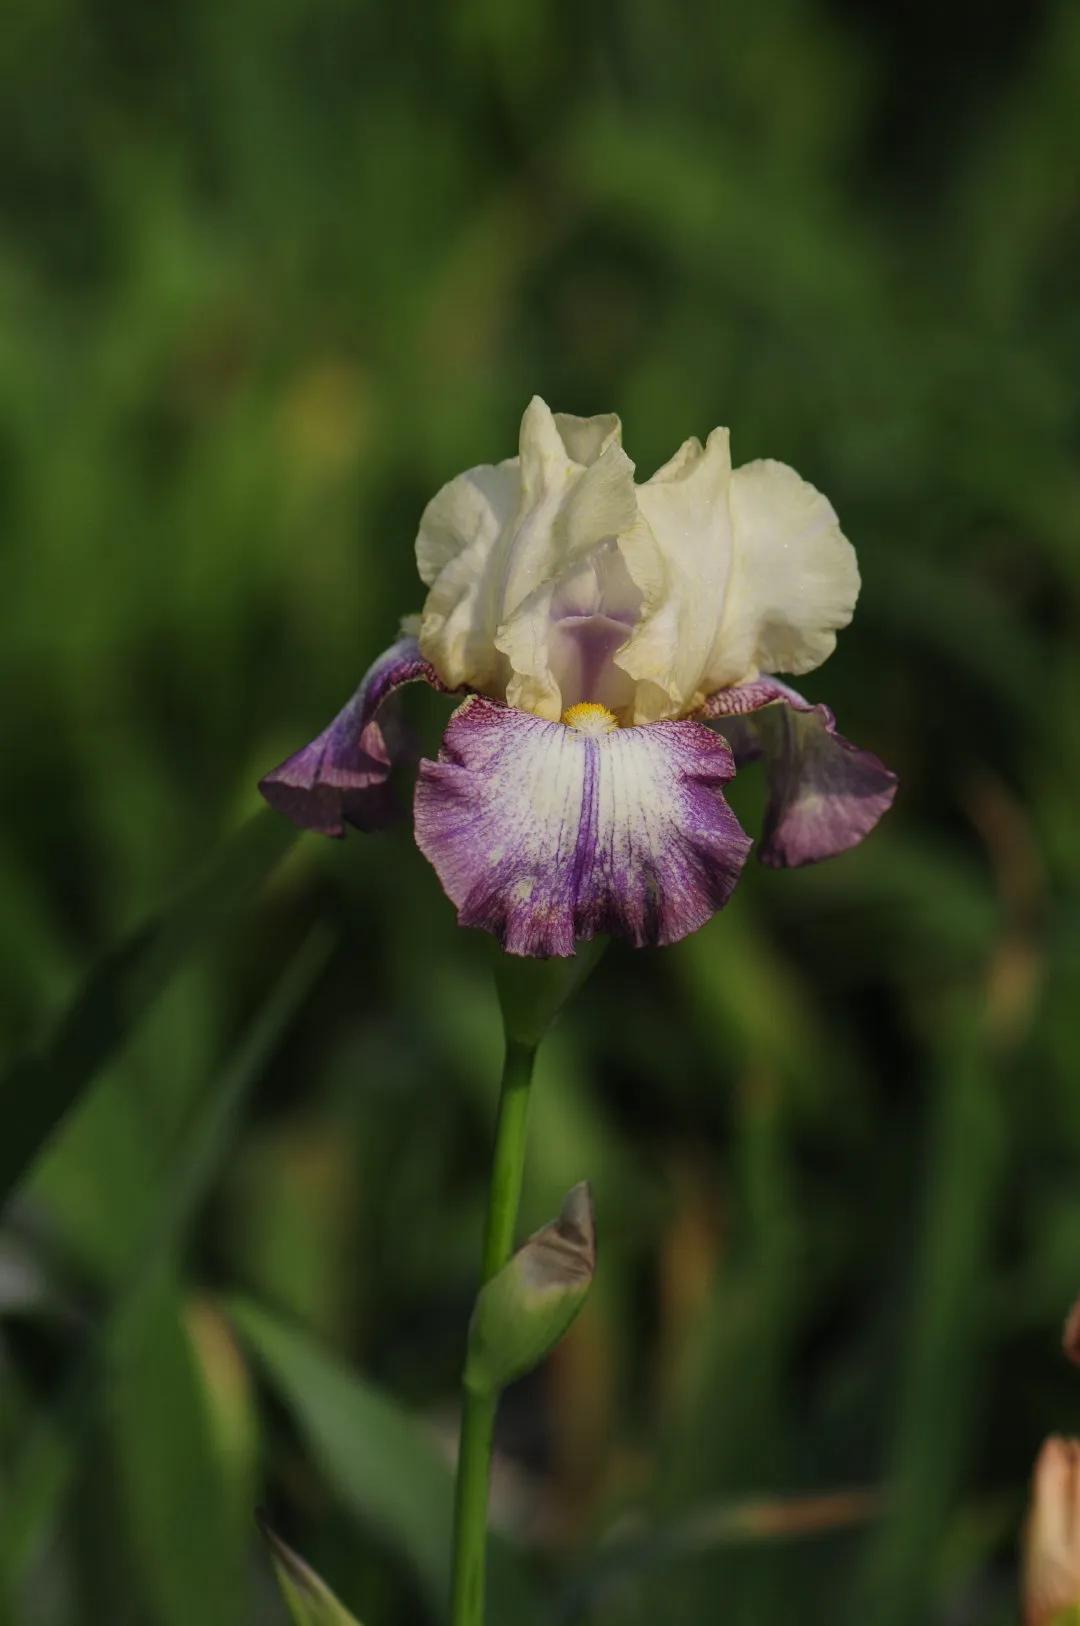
[414,697,752,957]
[259,636,449,837]
[701,677,897,867]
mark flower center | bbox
[561,701,619,736]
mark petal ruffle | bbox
[416,398,621,699]
[711,459,860,686]
[416,397,660,719]
[415,459,521,694]
[415,404,864,727]
[702,678,896,868]
[495,458,648,719]
[414,698,752,957]
[619,428,734,721]
[259,636,447,837]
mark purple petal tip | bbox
[258,636,446,838]
[703,678,897,867]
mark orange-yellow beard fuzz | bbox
[561,701,620,736]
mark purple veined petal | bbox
[259,636,449,837]
[700,678,897,868]
[413,698,753,958]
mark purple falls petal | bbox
[259,636,446,837]
[701,677,897,868]
[413,698,752,957]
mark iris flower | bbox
[260,398,896,956]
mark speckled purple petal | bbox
[259,636,447,837]
[701,678,896,867]
[413,699,752,957]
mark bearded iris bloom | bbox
[260,398,896,956]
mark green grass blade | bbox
[0,927,333,1593]
[854,1011,1007,1624]
[111,1270,250,1626]
[229,1297,544,1626]
[259,1518,365,1625]
[0,809,296,1210]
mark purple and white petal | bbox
[414,698,752,957]
[259,636,448,837]
[701,678,896,868]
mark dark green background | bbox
[2,1,1078,1621]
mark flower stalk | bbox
[449,1036,536,1626]
[449,946,604,1626]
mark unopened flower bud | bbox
[465,1182,596,1395]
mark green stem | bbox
[449,1037,537,1626]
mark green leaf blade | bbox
[230,1298,544,1625]
[0,810,295,1210]
[259,1520,364,1626]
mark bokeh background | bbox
[2,1,1078,1622]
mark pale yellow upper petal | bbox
[616,428,733,721]
[496,444,647,719]
[551,409,622,465]
[416,397,640,707]
[707,458,859,686]
[415,401,859,720]
[415,458,521,691]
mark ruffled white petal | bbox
[618,429,734,721]
[415,400,860,722]
[552,409,622,465]
[415,459,520,691]
[496,444,649,719]
[417,396,657,719]
[709,459,860,685]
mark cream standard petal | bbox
[617,429,734,722]
[707,459,860,686]
[552,409,622,465]
[497,542,643,721]
[416,459,521,691]
[500,403,637,618]
[496,442,648,719]
[416,398,634,699]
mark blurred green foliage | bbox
[1,0,1078,1622]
